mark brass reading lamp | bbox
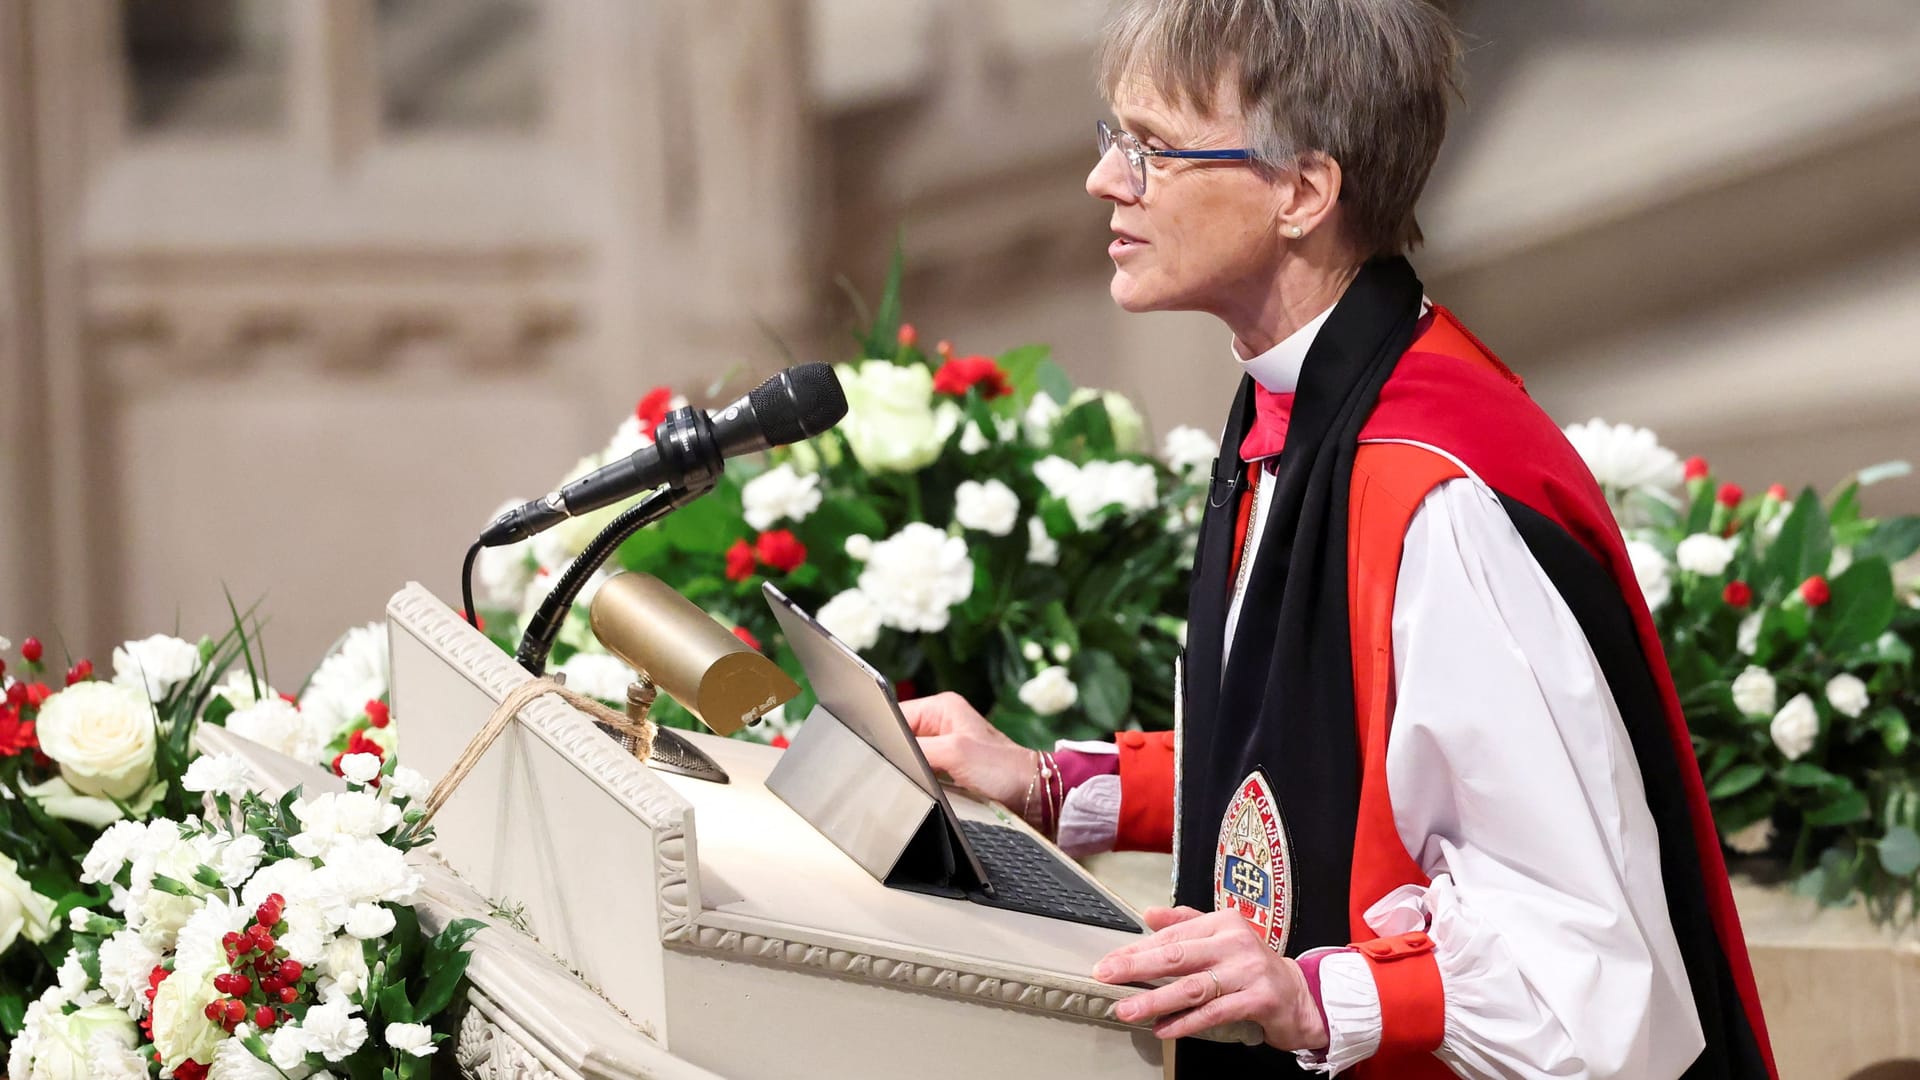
[586,571,801,783]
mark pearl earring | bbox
[1286,224,1304,238]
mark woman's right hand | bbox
[901,692,1036,813]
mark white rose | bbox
[0,852,57,956]
[181,753,256,798]
[815,590,883,652]
[386,1022,436,1058]
[954,479,1020,536]
[97,928,163,1017]
[1162,425,1218,476]
[1023,392,1063,445]
[22,775,158,830]
[337,753,382,785]
[24,1004,139,1080]
[1624,540,1671,612]
[1736,612,1763,656]
[1017,666,1079,717]
[838,361,960,473]
[741,464,823,530]
[1067,388,1147,453]
[226,698,330,765]
[110,634,202,703]
[1825,673,1870,719]
[34,681,157,800]
[1731,666,1777,718]
[1724,817,1775,856]
[958,421,992,455]
[150,964,227,1071]
[1562,419,1683,497]
[857,524,975,633]
[1675,533,1737,577]
[1027,515,1059,566]
[294,998,368,1062]
[1770,694,1820,761]
[554,651,639,704]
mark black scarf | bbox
[1175,256,1426,1075]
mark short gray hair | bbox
[1098,0,1461,258]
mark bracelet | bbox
[1020,750,1040,827]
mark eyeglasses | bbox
[1096,119,1255,197]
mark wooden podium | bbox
[373,582,1247,1079]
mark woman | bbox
[903,2,1775,1077]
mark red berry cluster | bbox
[2,638,56,762]
[198,894,308,1036]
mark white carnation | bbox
[741,464,823,530]
[316,933,370,1005]
[1825,673,1870,719]
[1731,666,1777,718]
[844,534,874,561]
[554,651,638,703]
[226,698,331,765]
[1624,540,1671,612]
[1675,533,1737,576]
[298,623,389,741]
[1770,693,1820,760]
[212,834,266,888]
[1022,641,1044,663]
[386,766,431,804]
[1736,612,1763,656]
[343,902,396,940]
[1017,666,1079,717]
[290,792,404,859]
[182,753,257,798]
[815,590,883,651]
[303,838,421,920]
[210,669,276,712]
[1033,455,1079,501]
[337,752,381,785]
[1162,425,1218,476]
[1562,419,1683,497]
[87,1032,152,1080]
[386,1021,436,1058]
[958,421,992,455]
[1066,388,1147,453]
[81,820,151,885]
[954,479,1020,536]
[1033,457,1157,529]
[1023,392,1063,445]
[858,524,975,633]
[292,998,368,1062]
[1052,642,1072,663]
[110,634,203,703]
[1830,545,1854,577]
[1027,515,1059,566]
[208,1034,281,1080]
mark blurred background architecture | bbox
[2,0,1917,677]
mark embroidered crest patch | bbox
[1213,770,1293,954]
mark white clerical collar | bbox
[1232,295,1434,394]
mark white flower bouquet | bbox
[7,751,479,1080]
[1569,420,1920,920]
[474,253,1209,747]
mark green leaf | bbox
[1805,787,1872,827]
[1761,489,1831,592]
[1707,763,1766,800]
[412,947,478,1019]
[1036,360,1075,407]
[860,232,906,360]
[1877,825,1920,877]
[1858,516,1920,566]
[377,980,415,1024]
[1075,648,1132,731]
[1871,707,1911,756]
[1779,762,1842,788]
[1818,557,1896,654]
[996,345,1055,404]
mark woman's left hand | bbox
[1093,906,1329,1051]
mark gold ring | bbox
[1204,969,1223,1001]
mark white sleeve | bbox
[1311,476,1704,1079]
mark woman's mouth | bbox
[1110,231,1147,258]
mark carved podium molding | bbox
[384,583,1138,1032]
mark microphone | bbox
[480,363,847,547]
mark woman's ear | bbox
[1278,151,1343,238]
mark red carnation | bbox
[1766,483,1789,502]
[933,355,1013,400]
[771,733,791,749]
[278,691,300,707]
[1716,482,1743,508]
[732,625,762,652]
[365,699,391,728]
[724,539,756,582]
[0,709,35,757]
[754,530,808,573]
[1722,581,1753,609]
[635,387,674,438]
[1800,575,1831,607]
[23,683,51,708]
[20,637,41,664]
[1683,457,1710,482]
[3,683,22,708]
[347,728,385,759]
[898,323,918,348]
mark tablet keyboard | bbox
[958,819,1142,933]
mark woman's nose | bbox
[1086,144,1136,204]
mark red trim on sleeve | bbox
[1353,931,1446,1060]
[1114,730,1176,853]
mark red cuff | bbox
[1114,730,1176,853]
[1352,931,1444,1059]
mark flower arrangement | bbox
[7,749,478,1080]
[473,255,1212,746]
[1568,420,1920,919]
